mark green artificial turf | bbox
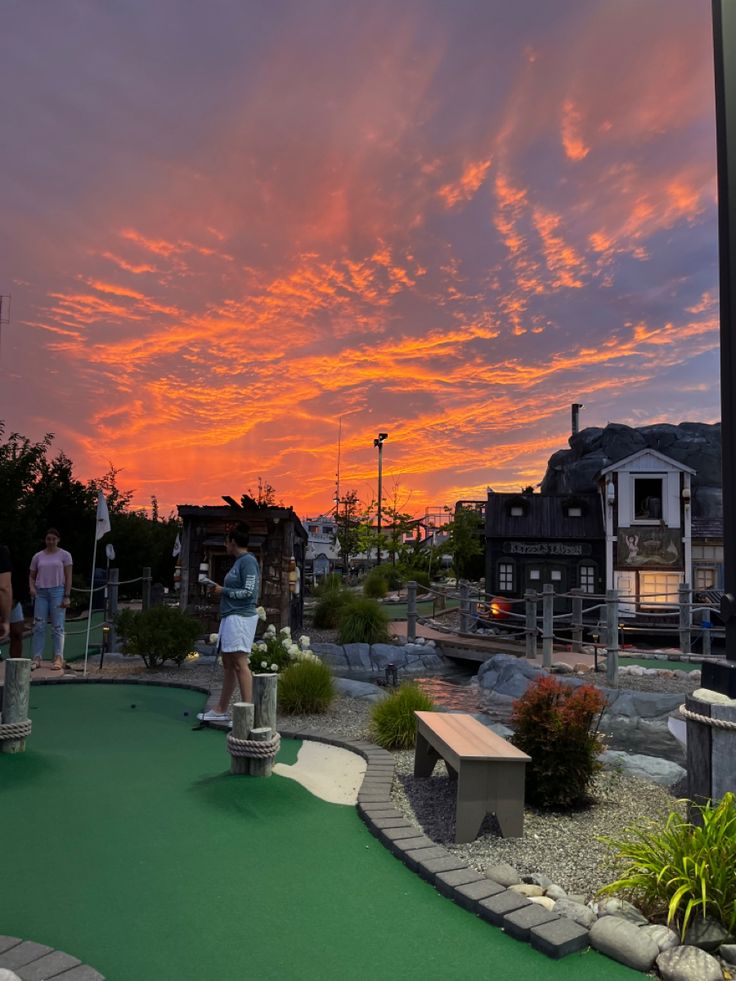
[0,684,641,981]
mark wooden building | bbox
[485,491,605,610]
[176,501,307,632]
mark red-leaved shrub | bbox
[511,675,606,810]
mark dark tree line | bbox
[0,424,180,605]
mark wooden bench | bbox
[413,711,530,843]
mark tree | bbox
[381,482,416,566]
[334,490,364,570]
[445,504,484,580]
[244,477,281,507]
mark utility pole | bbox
[374,432,388,567]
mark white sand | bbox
[273,741,367,805]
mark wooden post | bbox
[524,590,537,659]
[685,692,736,817]
[142,567,152,611]
[542,584,554,668]
[605,588,619,686]
[679,582,692,654]
[231,702,255,775]
[459,581,470,633]
[571,588,583,653]
[407,580,417,643]
[248,727,274,777]
[253,673,277,732]
[1,658,31,754]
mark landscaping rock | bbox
[589,916,660,971]
[719,943,736,965]
[509,883,545,898]
[640,924,680,953]
[656,945,724,981]
[522,872,554,889]
[598,898,649,925]
[528,896,556,911]
[553,897,597,929]
[312,643,348,668]
[600,751,686,787]
[545,884,567,902]
[682,915,731,952]
[0,972,21,981]
[484,861,521,887]
[550,662,573,674]
[343,643,372,670]
[333,678,386,702]
[369,644,408,669]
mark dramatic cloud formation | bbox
[0,0,720,518]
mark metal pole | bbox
[679,582,692,655]
[704,1,736,695]
[606,588,619,686]
[542,583,553,668]
[702,609,712,659]
[376,440,383,567]
[407,580,417,643]
[525,589,537,659]
[107,568,119,653]
[459,580,470,633]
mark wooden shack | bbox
[177,500,307,633]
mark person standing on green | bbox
[197,523,260,724]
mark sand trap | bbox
[273,741,367,805]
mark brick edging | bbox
[0,934,105,980]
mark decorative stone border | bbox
[0,935,104,980]
[9,677,588,961]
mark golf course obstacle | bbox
[226,673,280,776]
[0,658,32,754]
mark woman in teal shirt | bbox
[197,523,260,724]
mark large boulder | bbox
[477,653,544,698]
[589,916,659,971]
[656,945,723,981]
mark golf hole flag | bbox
[96,490,111,540]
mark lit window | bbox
[639,572,681,606]
[551,570,562,582]
[567,506,582,517]
[580,565,596,593]
[529,569,540,581]
[498,563,513,591]
[510,506,524,516]
[633,477,663,521]
[308,525,319,534]
[695,566,716,591]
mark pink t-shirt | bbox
[30,549,73,588]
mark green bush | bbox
[315,572,344,596]
[370,682,435,749]
[116,605,202,669]
[312,587,353,629]
[337,596,390,644]
[399,567,430,589]
[510,675,606,810]
[363,568,389,598]
[278,659,336,715]
[599,793,736,937]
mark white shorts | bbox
[10,602,24,624]
[217,614,259,654]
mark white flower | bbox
[280,625,291,636]
[270,663,279,672]
[299,635,310,648]
[208,633,219,644]
[288,643,299,655]
[256,605,267,621]
[261,661,268,668]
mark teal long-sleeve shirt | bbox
[219,552,260,618]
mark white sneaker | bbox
[196,709,231,723]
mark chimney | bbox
[571,403,583,436]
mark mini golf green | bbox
[0,684,641,980]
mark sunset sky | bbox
[0,0,721,520]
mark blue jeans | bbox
[32,586,66,659]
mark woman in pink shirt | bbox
[29,528,73,670]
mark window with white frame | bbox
[633,476,664,522]
[550,569,562,582]
[579,565,596,593]
[695,566,716,591]
[498,562,514,591]
[529,569,540,581]
[639,572,681,606]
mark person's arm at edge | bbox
[63,556,73,607]
[0,570,11,641]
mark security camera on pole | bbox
[373,432,388,567]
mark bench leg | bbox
[455,765,488,843]
[493,764,526,839]
[414,730,440,777]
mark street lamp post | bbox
[374,432,388,567]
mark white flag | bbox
[172,532,181,558]
[96,490,111,540]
